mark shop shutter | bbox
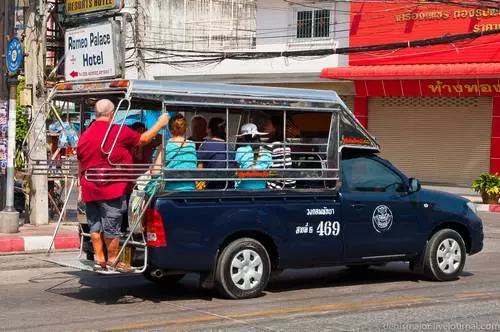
[368,97,492,186]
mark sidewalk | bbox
[424,185,500,212]
[425,185,481,202]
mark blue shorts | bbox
[85,196,127,238]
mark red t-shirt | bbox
[77,121,141,202]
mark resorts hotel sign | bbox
[65,0,123,16]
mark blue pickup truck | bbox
[143,151,483,299]
[46,80,484,299]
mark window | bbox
[296,9,330,39]
[342,156,405,193]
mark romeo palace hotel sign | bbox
[64,22,121,81]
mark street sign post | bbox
[0,38,21,232]
[6,37,23,74]
[64,21,121,81]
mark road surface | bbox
[1,212,500,331]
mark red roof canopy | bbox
[320,63,500,80]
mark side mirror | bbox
[408,178,421,193]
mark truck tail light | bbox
[56,83,73,91]
[109,80,129,88]
[145,208,167,247]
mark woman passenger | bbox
[154,114,197,191]
[188,115,207,150]
[235,123,272,190]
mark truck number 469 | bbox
[316,221,341,237]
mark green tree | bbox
[15,77,29,170]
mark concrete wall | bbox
[124,0,348,81]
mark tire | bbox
[424,229,466,281]
[142,268,185,287]
[14,193,25,213]
[215,238,271,299]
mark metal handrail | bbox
[23,103,80,163]
[47,177,76,254]
[100,98,131,156]
[111,186,157,268]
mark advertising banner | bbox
[0,101,8,172]
[350,0,500,65]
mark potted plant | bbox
[472,173,500,204]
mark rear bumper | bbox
[148,246,214,271]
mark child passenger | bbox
[235,123,272,190]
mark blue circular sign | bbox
[7,37,23,74]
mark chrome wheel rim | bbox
[230,249,263,290]
[436,238,462,274]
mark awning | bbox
[320,63,500,80]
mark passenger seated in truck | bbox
[198,117,235,189]
[188,115,207,150]
[263,116,296,190]
[154,114,197,191]
[235,123,272,190]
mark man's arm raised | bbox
[139,113,169,145]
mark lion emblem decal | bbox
[372,205,393,233]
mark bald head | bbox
[95,99,115,120]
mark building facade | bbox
[124,0,353,99]
[321,0,500,186]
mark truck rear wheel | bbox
[424,229,466,281]
[215,238,271,299]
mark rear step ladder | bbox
[44,186,157,275]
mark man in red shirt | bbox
[77,99,168,271]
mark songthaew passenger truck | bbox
[34,80,483,299]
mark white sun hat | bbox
[236,123,268,138]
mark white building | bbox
[124,0,354,103]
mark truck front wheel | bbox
[215,238,271,299]
[424,229,466,281]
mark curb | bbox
[475,203,500,213]
[0,233,79,253]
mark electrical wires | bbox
[125,0,500,70]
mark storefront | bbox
[321,1,500,186]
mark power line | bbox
[137,28,500,65]
[135,0,500,49]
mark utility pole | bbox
[0,78,20,233]
[0,0,20,233]
[0,0,8,212]
[24,0,48,225]
[135,0,146,79]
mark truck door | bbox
[281,196,343,266]
[341,154,420,260]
